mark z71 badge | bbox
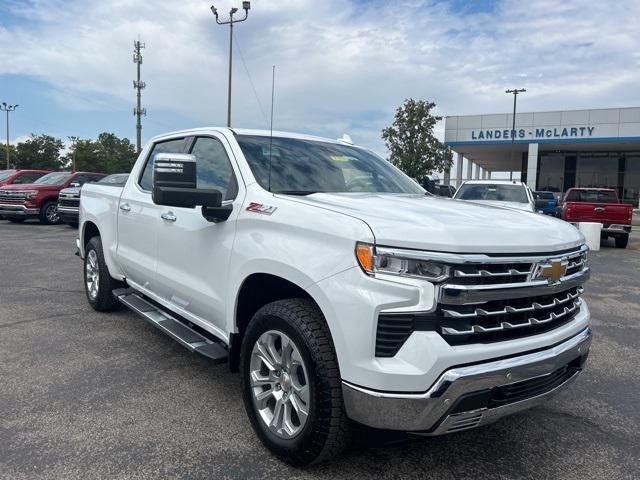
[246,202,277,215]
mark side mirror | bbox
[152,153,232,222]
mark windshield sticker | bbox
[329,155,351,162]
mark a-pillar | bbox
[526,143,539,190]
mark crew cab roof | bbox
[147,127,349,146]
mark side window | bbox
[190,137,238,200]
[14,173,38,184]
[73,175,90,185]
[139,138,186,191]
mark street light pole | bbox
[1,102,19,169]
[68,136,78,172]
[211,2,251,128]
[505,88,526,179]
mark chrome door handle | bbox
[161,212,177,222]
[594,207,605,212]
[119,203,131,212]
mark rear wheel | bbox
[615,234,629,249]
[240,299,350,466]
[7,217,26,223]
[39,201,60,225]
[84,236,122,311]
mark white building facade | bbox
[444,107,640,206]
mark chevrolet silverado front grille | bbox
[375,245,589,356]
[0,191,27,204]
[58,197,79,208]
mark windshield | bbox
[0,170,17,181]
[565,190,617,203]
[97,173,129,186]
[456,183,529,203]
[35,172,72,185]
[236,135,424,195]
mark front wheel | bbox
[240,299,350,466]
[39,201,60,225]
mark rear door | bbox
[116,137,188,290]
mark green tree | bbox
[0,144,18,169]
[14,134,65,170]
[67,133,136,174]
[382,98,453,180]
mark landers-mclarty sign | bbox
[471,126,596,141]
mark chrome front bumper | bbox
[342,327,591,434]
[0,204,39,217]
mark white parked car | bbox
[78,128,591,465]
[453,180,536,212]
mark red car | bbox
[0,171,106,225]
[560,187,633,248]
[0,169,51,186]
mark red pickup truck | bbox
[0,171,105,225]
[560,187,633,248]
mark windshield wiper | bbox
[273,190,318,196]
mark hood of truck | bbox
[290,193,583,253]
[0,183,62,192]
[59,187,81,197]
[460,199,535,212]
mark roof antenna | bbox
[267,65,275,192]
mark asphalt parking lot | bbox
[1,222,639,480]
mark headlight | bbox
[355,242,450,282]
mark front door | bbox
[154,134,244,336]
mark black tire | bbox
[240,298,350,466]
[84,236,122,311]
[39,201,60,225]
[7,217,26,223]
[615,234,629,249]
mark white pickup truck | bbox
[78,127,592,465]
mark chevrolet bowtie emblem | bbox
[534,259,568,283]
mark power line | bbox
[133,39,147,153]
[233,32,270,127]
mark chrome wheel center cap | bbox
[280,372,292,392]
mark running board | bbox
[113,289,228,363]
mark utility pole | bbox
[1,102,19,169]
[505,88,526,179]
[211,2,251,128]
[133,40,147,153]
[68,136,78,172]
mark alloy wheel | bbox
[85,250,99,300]
[250,330,310,439]
[46,203,60,223]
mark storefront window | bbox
[538,153,565,193]
[575,153,620,189]
[623,153,640,207]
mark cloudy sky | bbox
[1,0,639,156]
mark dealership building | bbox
[443,106,640,207]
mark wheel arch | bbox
[229,272,331,373]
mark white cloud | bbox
[1,0,639,153]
